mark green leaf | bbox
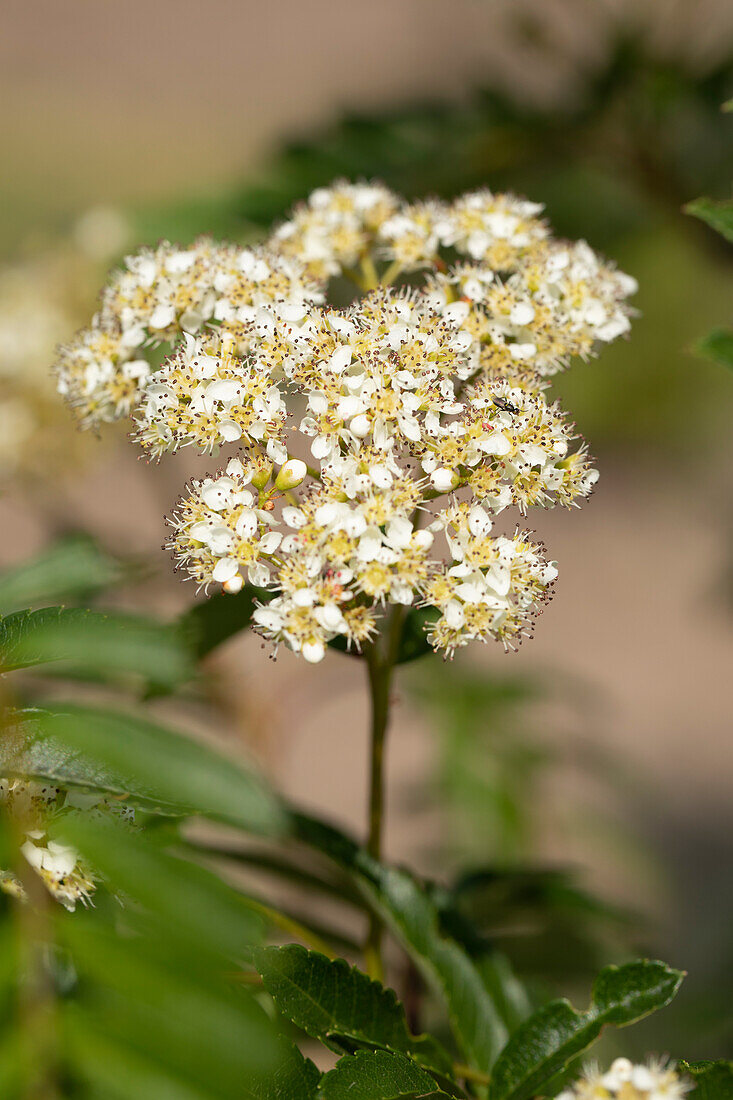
[374,866,508,1072]
[6,704,285,834]
[255,945,451,1073]
[0,536,128,615]
[291,813,508,1072]
[681,1062,733,1100]
[684,197,733,243]
[180,586,269,659]
[245,1043,321,1100]
[319,1050,448,1100]
[0,606,194,689]
[695,327,733,370]
[488,960,684,1100]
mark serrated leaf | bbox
[255,945,451,1073]
[680,1062,733,1100]
[489,960,684,1100]
[6,704,285,835]
[319,1050,448,1100]
[0,606,194,689]
[0,536,127,615]
[291,813,507,1073]
[695,327,733,370]
[685,197,733,243]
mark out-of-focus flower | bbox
[0,206,132,480]
[0,777,134,910]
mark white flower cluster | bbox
[0,778,134,910]
[55,180,637,660]
[556,1059,690,1100]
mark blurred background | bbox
[2,0,732,1061]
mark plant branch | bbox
[362,605,407,980]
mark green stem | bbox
[362,607,406,981]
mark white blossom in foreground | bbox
[54,179,637,661]
[556,1059,690,1100]
[0,778,134,910]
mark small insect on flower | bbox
[54,179,636,663]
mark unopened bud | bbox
[251,461,273,490]
[430,467,460,493]
[275,458,308,491]
[223,574,244,595]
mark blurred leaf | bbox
[680,1061,733,1100]
[0,606,194,690]
[63,816,263,963]
[685,198,733,243]
[255,944,452,1073]
[291,813,508,1073]
[180,585,269,659]
[695,328,733,370]
[488,960,684,1100]
[318,1050,449,1100]
[62,919,279,1097]
[7,703,285,834]
[0,807,285,1100]
[0,536,128,615]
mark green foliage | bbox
[255,945,451,1073]
[0,535,131,615]
[290,812,509,1072]
[488,961,684,1100]
[685,198,733,244]
[0,816,283,1100]
[244,1044,321,1100]
[695,327,733,370]
[8,703,284,833]
[319,1050,448,1100]
[0,557,696,1095]
[681,1061,733,1100]
[0,605,194,690]
[180,584,268,659]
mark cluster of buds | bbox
[556,1059,690,1100]
[54,181,636,660]
[0,777,134,910]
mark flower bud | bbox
[223,574,244,595]
[251,460,273,490]
[430,467,460,493]
[275,458,308,491]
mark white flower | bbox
[58,179,634,663]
